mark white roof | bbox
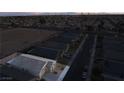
[7,54,48,77]
[58,66,70,81]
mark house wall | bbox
[46,61,56,72]
[39,66,47,79]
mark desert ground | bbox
[0,28,58,59]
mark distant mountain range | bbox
[0,12,80,16]
[0,12,122,16]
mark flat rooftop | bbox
[0,64,35,81]
[7,54,47,77]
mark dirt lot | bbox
[0,28,58,59]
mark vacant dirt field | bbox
[0,28,58,59]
